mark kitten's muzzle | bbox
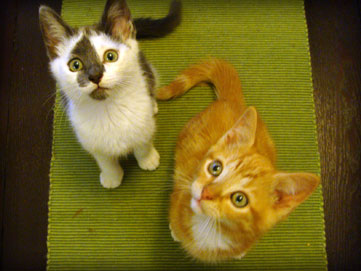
[191,197,203,214]
[201,187,214,201]
[88,65,104,84]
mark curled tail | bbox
[134,0,181,39]
[156,58,245,105]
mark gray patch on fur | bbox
[138,51,156,98]
[70,35,104,88]
[90,88,108,101]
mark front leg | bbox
[93,153,123,189]
[134,142,160,171]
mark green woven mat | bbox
[47,0,327,270]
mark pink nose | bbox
[201,187,213,200]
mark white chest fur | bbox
[191,214,232,250]
[68,81,155,157]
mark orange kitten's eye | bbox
[231,192,248,208]
[208,160,223,176]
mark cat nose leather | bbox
[201,187,213,200]
[88,65,103,84]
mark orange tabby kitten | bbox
[157,58,320,262]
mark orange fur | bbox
[158,58,320,262]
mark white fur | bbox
[50,30,159,188]
[190,198,202,214]
[191,181,203,200]
[191,214,231,250]
[169,223,179,242]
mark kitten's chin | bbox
[90,87,109,101]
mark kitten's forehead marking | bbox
[240,177,252,186]
[71,34,101,65]
[212,159,240,184]
[71,34,104,87]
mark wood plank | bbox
[305,0,361,270]
[0,0,62,270]
[0,0,17,265]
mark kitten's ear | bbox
[39,6,74,60]
[100,0,135,41]
[272,172,320,218]
[220,106,258,149]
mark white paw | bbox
[169,223,179,242]
[137,147,160,171]
[100,171,123,189]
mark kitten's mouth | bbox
[90,87,109,101]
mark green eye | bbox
[231,192,248,208]
[104,50,118,62]
[68,58,83,72]
[208,160,223,176]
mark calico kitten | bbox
[39,0,181,188]
[157,58,320,262]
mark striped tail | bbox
[156,58,245,106]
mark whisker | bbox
[42,90,57,108]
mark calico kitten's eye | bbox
[231,192,248,208]
[104,50,118,62]
[68,58,83,72]
[208,160,223,176]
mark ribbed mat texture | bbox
[47,0,327,270]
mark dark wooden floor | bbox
[1,0,360,270]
